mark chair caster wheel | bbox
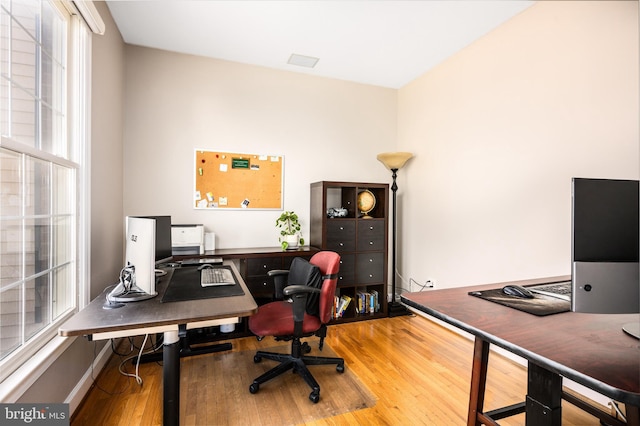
[249,383,259,394]
[253,355,262,363]
[302,342,311,354]
[309,391,320,403]
[336,364,345,373]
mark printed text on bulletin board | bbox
[194,150,283,210]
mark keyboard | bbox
[529,281,571,301]
[200,267,235,287]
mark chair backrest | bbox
[309,251,341,324]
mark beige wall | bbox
[19,0,638,410]
[122,47,397,248]
[398,1,639,289]
[90,2,127,298]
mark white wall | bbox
[122,46,397,249]
[397,1,639,290]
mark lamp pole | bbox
[376,152,413,317]
[388,167,410,317]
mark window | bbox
[0,0,89,383]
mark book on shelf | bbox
[355,289,380,314]
[370,289,379,313]
[335,294,351,318]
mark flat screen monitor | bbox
[136,215,173,264]
[109,216,158,304]
[571,178,639,336]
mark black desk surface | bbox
[401,275,640,407]
[59,261,257,338]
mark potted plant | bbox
[276,211,305,250]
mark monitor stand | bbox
[622,322,640,340]
[103,284,157,309]
[110,288,157,303]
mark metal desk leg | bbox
[163,330,180,426]
[468,337,491,426]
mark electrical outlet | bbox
[409,278,436,291]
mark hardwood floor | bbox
[72,313,612,425]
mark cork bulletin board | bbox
[194,150,284,210]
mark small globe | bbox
[357,190,376,218]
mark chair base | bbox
[249,339,345,403]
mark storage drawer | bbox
[357,220,385,252]
[245,257,282,276]
[245,276,275,297]
[356,252,385,284]
[336,253,355,285]
[326,220,356,252]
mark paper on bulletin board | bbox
[194,150,283,210]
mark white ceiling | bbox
[105,1,534,89]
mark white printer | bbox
[171,224,205,255]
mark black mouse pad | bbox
[468,287,570,316]
[162,266,245,303]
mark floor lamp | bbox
[377,152,413,317]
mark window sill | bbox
[0,334,77,402]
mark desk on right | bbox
[401,276,640,426]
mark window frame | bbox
[0,0,91,394]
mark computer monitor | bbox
[571,178,639,337]
[105,217,159,307]
[140,215,173,265]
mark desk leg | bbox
[163,330,180,426]
[468,337,491,426]
[626,404,640,426]
[525,362,562,426]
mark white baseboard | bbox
[65,341,113,415]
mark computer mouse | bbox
[501,285,534,299]
[198,264,213,271]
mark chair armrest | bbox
[283,285,320,297]
[282,285,321,325]
[268,270,290,299]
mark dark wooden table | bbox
[59,261,257,426]
[401,276,640,426]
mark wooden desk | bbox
[401,276,640,426]
[59,261,257,426]
[203,245,319,259]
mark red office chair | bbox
[248,251,345,403]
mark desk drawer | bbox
[245,257,282,276]
[245,276,275,297]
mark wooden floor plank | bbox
[72,314,612,425]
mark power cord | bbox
[105,265,135,300]
[608,400,626,422]
[396,270,435,294]
[90,334,163,395]
[118,334,149,385]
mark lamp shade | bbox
[377,152,413,170]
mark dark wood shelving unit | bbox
[310,181,389,322]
